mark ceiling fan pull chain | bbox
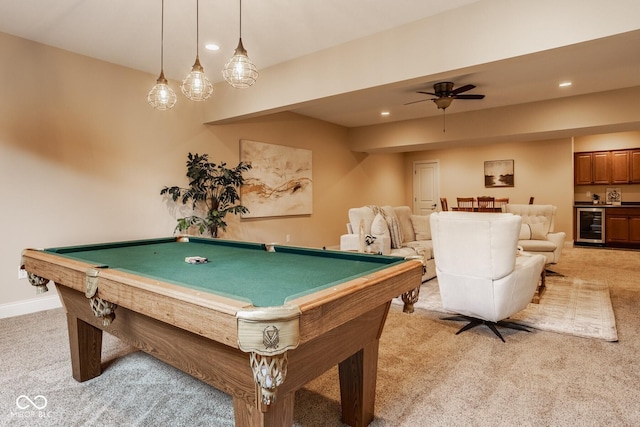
[442,110,446,133]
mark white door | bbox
[413,161,439,214]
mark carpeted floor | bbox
[1,245,639,426]
[406,275,618,341]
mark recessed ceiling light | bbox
[205,43,220,51]
[380,111,390,116]
[559,82,572,87]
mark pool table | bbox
[21,237,422,426]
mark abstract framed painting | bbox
[484,159,514,187]
[240,140,313,218]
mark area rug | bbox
[399,276,618,341]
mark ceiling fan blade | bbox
[451,84,475,95]
[404,99,432,105]
[455,94,485,100]
[416,91,437,96]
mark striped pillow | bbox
[387,215,404,249]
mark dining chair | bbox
[494,197,509,209]
[477,196,495,212]
[440,197,449,211]
[456,197,475,212]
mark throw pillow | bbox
[371,213,390,241]
[529,222,547,240]
[393,206,415,242]
[519,224,532,240]
[387,215,404,249]
[518,223,547,240]
[411,214,431,241]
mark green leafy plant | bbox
[161,153,251,237]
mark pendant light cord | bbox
[196,0,199,56]
[160,0,165,73]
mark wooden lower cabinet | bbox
[606,208,640,248]
[631,217,640,243]
[607,217,630,242]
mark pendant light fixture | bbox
[223,0,258,88]
[147,0,177,110]
[181,0,213,101]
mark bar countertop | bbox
[574,202,640,208]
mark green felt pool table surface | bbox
[44,237,407,307]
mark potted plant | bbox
[161,152,252,237]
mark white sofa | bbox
[502,204,566,264]
[340,205,436,281]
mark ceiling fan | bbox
[405,82,485,132]
[406,82,485,110]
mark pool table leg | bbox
[401,286,421,313]
[338,339,379,427]
[66,313,103,382]
[233,391,294,426]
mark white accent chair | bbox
[430,212,546,342]
[501,204,566,265]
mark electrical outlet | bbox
[18,268,28,280]
[286,234,291,243]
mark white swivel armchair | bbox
[430,212,546,342]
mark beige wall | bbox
[0,32,404,309]
[203,114,406,246]
[403,138,575,236]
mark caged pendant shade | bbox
[223,0,258,88]
[148,72,177,110]
[148,0,177,110]
[181,0,213,101]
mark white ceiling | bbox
[0,0,479,82]
[1,0,639,128]
[291,30,640,127]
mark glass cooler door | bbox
[577,208,605,243]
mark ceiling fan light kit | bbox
[433,97,453,110]
[417,81,485,110]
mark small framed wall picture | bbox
[484,159,514,187]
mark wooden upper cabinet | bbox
[611,150,630,184]
[592,151,611,184]
[574,153,593,185]
[631,150,640,183]
[575,149,640,185]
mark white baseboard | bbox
[0,294,62,319]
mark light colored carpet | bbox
[402,276,618,342]
[1,246,639,426]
